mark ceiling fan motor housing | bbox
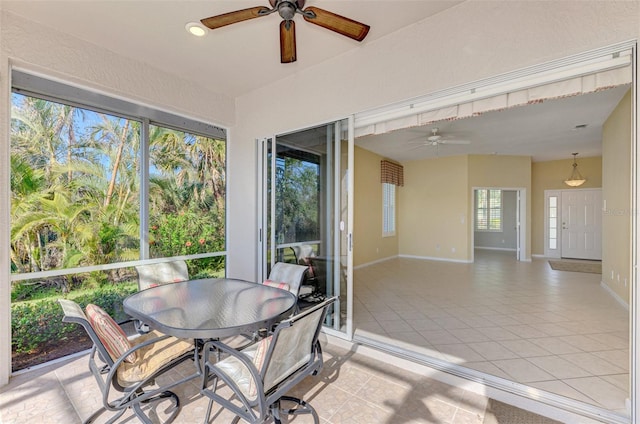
[271,0,305,20]
[201,0,369,64]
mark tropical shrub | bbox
[11,285,136,355]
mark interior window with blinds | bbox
[381,160,403,237]
[475,189,502,231]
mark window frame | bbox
[9,71,228,282]
[382,182,396,237]
[475,188,503,232]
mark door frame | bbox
[256,117,355,340]
[352,41,636,422]
[544,188,603,259]
[471,187,527,262]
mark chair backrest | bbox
[266,262,308,298]
[58,298,114,366]
[135,260,188,290]
[291,244,315,265]
[261,296,336,393]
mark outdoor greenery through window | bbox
[475,189,502,231]
[274,148,320,246]
[10,86,226,370]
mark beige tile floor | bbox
[353,250,629,416]
[0,341,557,424]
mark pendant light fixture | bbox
[564,152,586,187]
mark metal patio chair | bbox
[135,259,189,290]
[58,299,197,424]
[237,261,309,345]
[200,296,337,424]
[262,261,308,300]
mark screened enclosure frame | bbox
[9,69,228,282]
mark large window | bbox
[11,94,142,274]
[9,72,226,371]
[147,124,226,276]
[475,189,502,231]
[10,94,226,279]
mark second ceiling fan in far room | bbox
[410,127,471,147]
[200,0,370,63]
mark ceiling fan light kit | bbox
[200,0,370,63]
[564,152,586,187]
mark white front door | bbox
[561,189,602,260]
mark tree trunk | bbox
[105,121,129,207]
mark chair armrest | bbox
[201,339,266,419]
[202,339,261,377]
[103,333,195,402]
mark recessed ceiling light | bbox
[185,22,207,37]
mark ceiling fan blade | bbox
[201,6,269,30]
[280,20,297,63]
[303,6,370,42]
[440,139,471,145]
[408,144,430,151]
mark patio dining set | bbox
[57,260,335,424]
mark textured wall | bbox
[602,90,632,304]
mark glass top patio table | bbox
[123,278,297,339]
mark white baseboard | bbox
[354,255,397,270]
[398,254,472,264]
[475,246,517,252]
[600,281,630,311]
[355,254,473,268]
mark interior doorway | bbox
[472,188,525,262]
[544,189,603,260]
[473,189,519,257]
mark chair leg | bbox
[203,398,214,424]
[130,390,180,424]
[202,371,219,423]
[83,405,120,424]
[277,396,319,424]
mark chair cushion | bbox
[262,280,290,292]
[116,330,194,387]
[85,304,136,364]
[215,335,273,400]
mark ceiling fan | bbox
[410,127,471,148]
[200,0,370,63]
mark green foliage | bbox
[10,94,227,279]
[11,285,137,354]
[275,157,320,243]
[150,210,225,275]
[9,91,229,363]
[11,281,54,302]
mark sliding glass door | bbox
[257,118,353,337]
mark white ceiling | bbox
[355,85,631,163]
[1,0,463,98]
[2,1,632,163]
